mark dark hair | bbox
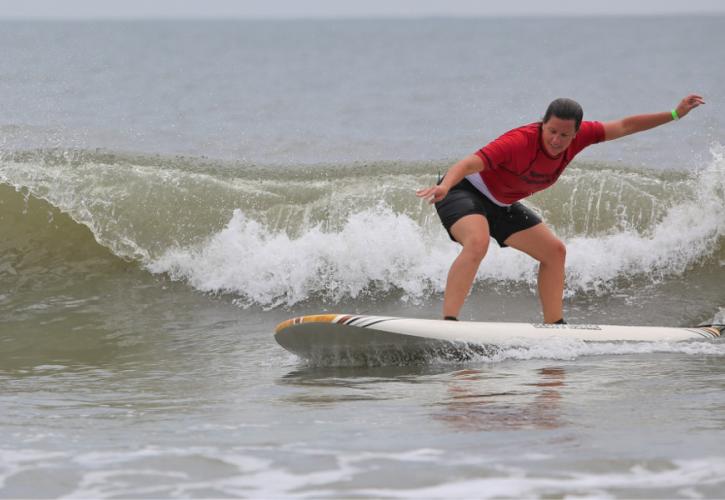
[543,98,583,131]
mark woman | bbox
[416,94,705,323]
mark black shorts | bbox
[434,178,542,247]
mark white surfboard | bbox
[275,314,723,363]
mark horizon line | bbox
[1,11,723,21]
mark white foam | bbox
[66,445,356,499]
[566,149,724,293]
[0,448,68,489]
[149,149,723,307]
[486,338,725,364]
[5,442,724,498]
[354,457,725,499]
[149,205,456,307]
[296,336,725,368]
[67,448,725,499]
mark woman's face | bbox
[541,116,577,156]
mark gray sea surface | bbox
[1,16,724,498]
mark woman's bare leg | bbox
[504,223,567,323]
[443,214,491,319]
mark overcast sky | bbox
[2,0,725,19]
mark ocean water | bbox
[1,16,724,498]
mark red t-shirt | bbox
[473,121,605,204]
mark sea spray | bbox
[150,152,724,307]
[149,207,454,308]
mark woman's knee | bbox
[450,215,490,262]
[544,239,566,265]
[461,235,489,261]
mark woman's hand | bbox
[416,184,449,204]
[675,94,705,118]
[416,155,484,204]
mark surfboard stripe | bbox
[357,318,395,328]
[337,315,395,328]
[685,328,712,339]
[700,327,722,338]
[336,315,357,325]
[343,316,366,326]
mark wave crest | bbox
[1,147,723,308]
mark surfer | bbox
[416,94,705,323]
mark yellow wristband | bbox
[671,109,680,121]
